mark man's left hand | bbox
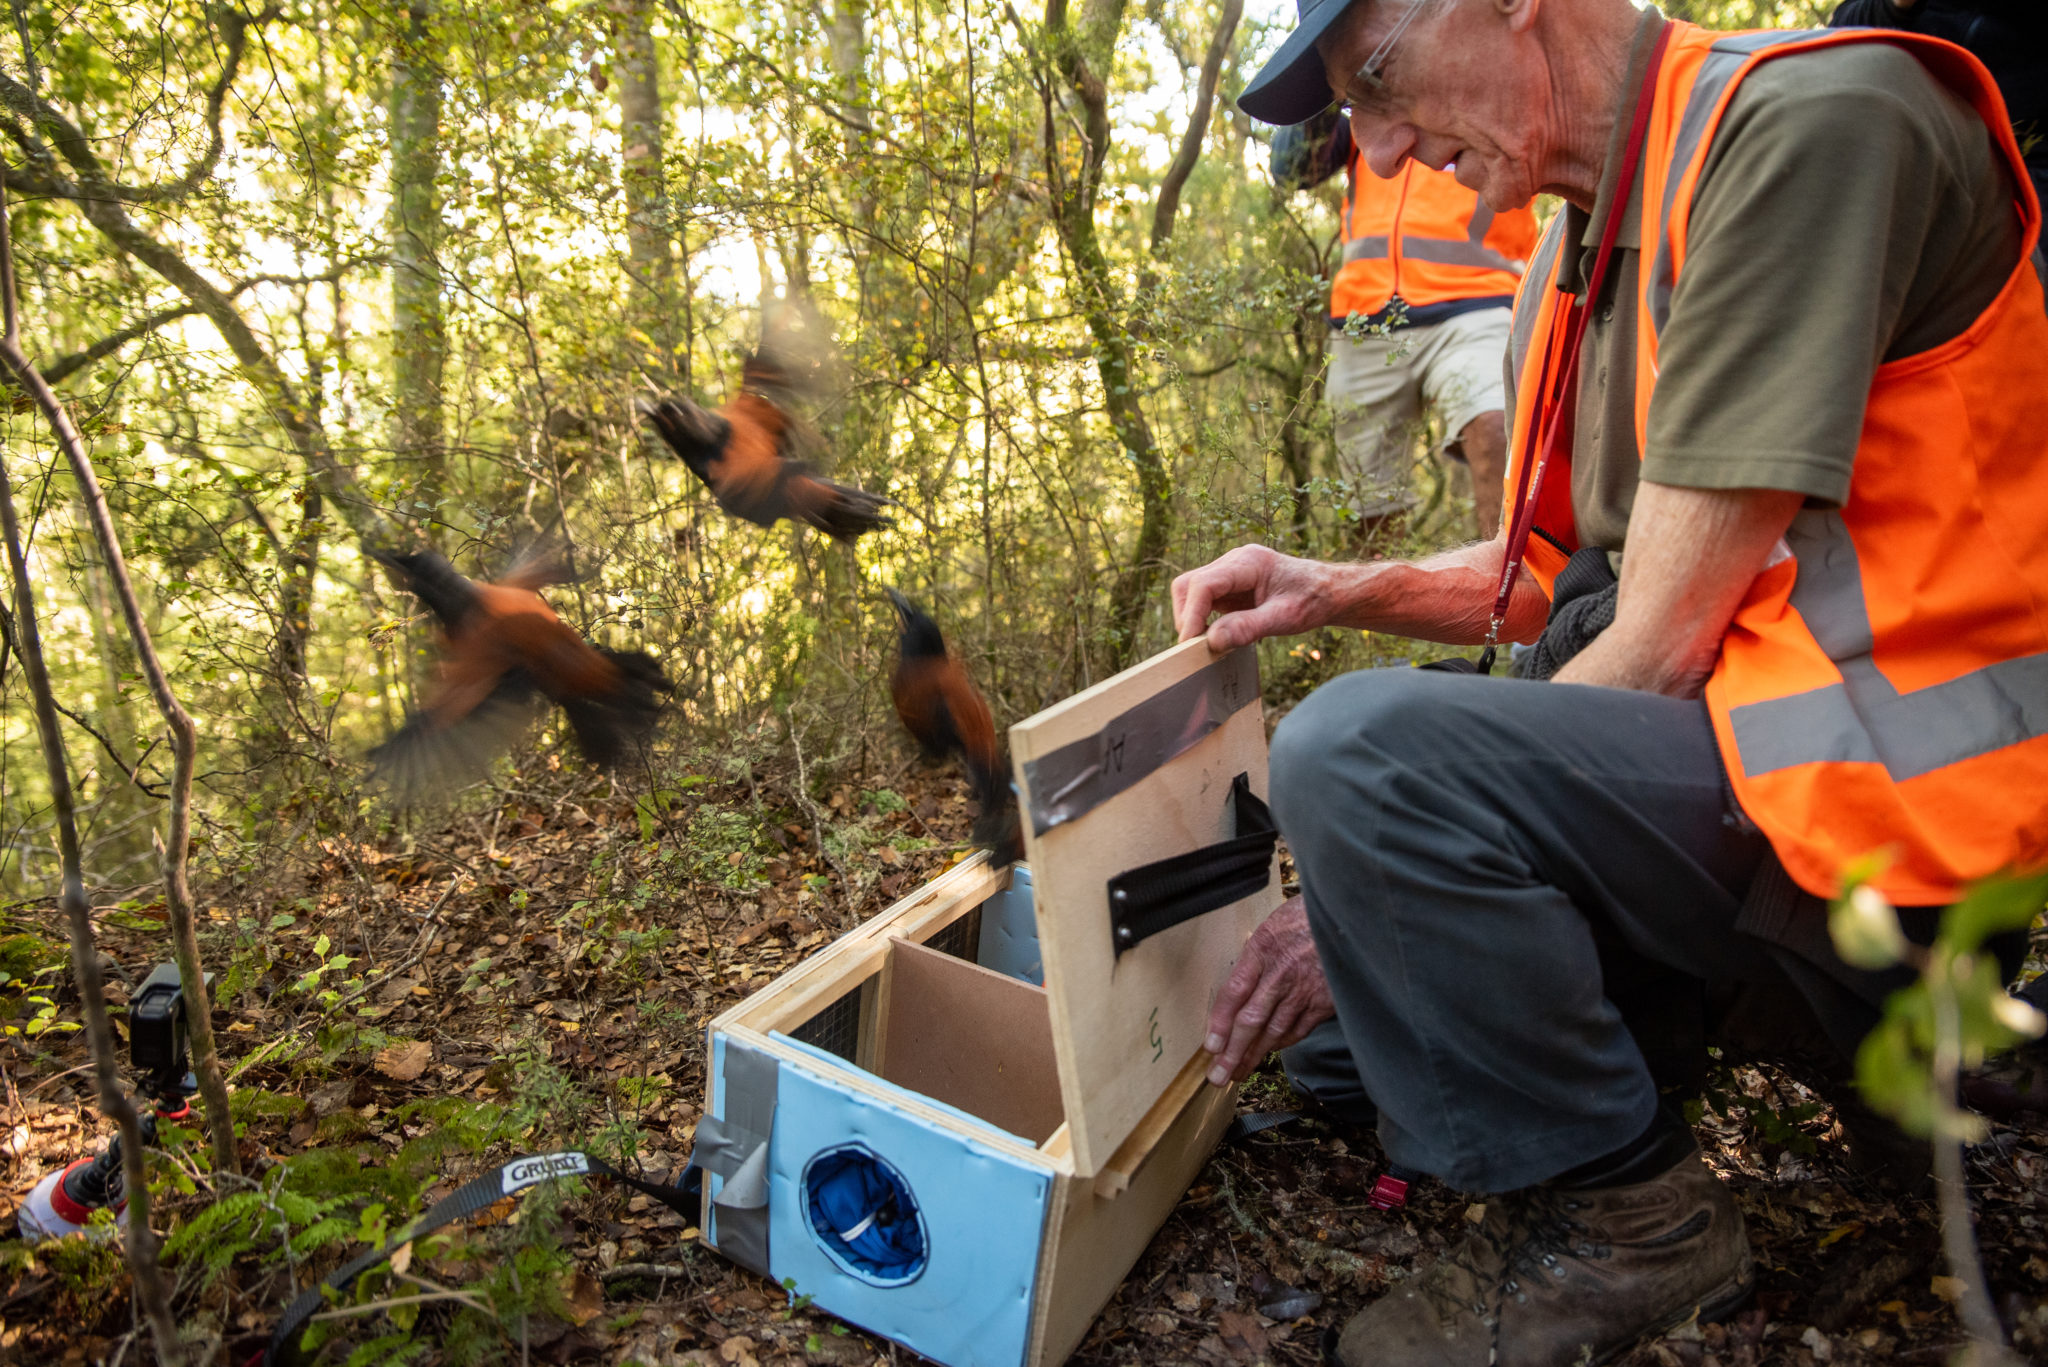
[1203,895,1335,1086]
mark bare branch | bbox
[0,164,238,1178]
[1151,0,1242,254]
[51,698,168,799]
[0,8,267,206]
[6,0,40,94]
[0,194,184,1365]
[41,262,377,385]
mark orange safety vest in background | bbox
[1504,23,2048,905]
[1331,154,1537,326]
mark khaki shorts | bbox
[1326,307,1511,518]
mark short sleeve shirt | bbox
[1505,10,2024,553]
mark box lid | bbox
[1009,639,1280,1178]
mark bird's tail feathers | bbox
[801,476,896,543]
[559,648,671,768]
[966,754,1024,867]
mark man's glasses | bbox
[1339,0,1432,118]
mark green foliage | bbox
[685,805,774,890]
[1833,869,2048,1141]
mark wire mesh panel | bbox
[790,982,864,1061]
[921,907,983,966]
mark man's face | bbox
[1317,0,1552,211]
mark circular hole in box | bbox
[801,1143,928,1286]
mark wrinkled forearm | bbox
[1316,539,1550,645]
[1552,483,1804,697]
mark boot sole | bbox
[1597,1276,1756,1366]
[1318,1278,1757,1367]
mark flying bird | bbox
[638,318,892,542]
[367,544,668,804]
[886,589,1023,866]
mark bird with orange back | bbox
[886,589,1023,867]
[639,310,893,542]
[368,543,669,804]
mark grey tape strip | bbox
[708,1036,777,1277]
[692,1115,763,1179]
[1022,648,1260,835]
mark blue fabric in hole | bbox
[802,1145,928,1286]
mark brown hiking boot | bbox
[1328,1149,1752,1367]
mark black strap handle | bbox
[1106,772,1278,957]
[259,1152,698,1366]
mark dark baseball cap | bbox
[1239,0,1359,126]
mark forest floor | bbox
[1,736,2044,1367]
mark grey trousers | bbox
[1267,668,1787,1193]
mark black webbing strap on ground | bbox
[1107,772,1278,957]
[259,1151,698,1367]
[1222,1110,1300,1144]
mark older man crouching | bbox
[1180,0,2048,1362]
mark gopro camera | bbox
[129,962,201,1098]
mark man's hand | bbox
[1203,895,1335,1086]
[1172,546,1332,649]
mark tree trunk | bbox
[616,0,676,374]
[1043,0,1172,668]
[390,0,446,502]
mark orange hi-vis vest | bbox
[1332,153,1538,324]
[1504,23,2048,905]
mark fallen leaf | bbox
[1929,1275,1965,1304]
[1171,1290,1202,1314]
[375,1040,432,1081]
[389,1241,413,1276]
[1218,1309,1269,1361]
[716,1335,758,1367]
[1138,1312,1177,1335]
[562,1268,603,1326]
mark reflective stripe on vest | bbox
[1509,21,2048,902]
[1331,155,1536,318]
[1727,511,2048,779]
[1342,203,1524,273]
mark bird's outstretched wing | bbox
[496,538,582,594]
[367,668,542,807]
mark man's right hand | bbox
[1172,545,1332,650]
[1203,895,1335,1086]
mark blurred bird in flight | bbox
[638,308,893,543]
[886,588,1023,867]
[367,543,668,804]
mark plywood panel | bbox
[1010,639,1280,1176]
[877,937,1065,1145]
[1025,1079,1239,1366]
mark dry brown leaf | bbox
[388,1241,414,1276]
[562,1269,604,1326]
[1219,1309,1269,1362]
[374,1040,432,1081]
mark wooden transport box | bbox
[695,641,1281,1367]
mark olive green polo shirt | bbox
[1503,9,2024,553]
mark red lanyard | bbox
[1480,22,1671,668]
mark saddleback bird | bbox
[886,589,1024,866]
[638,318,893,542]
[368,544,668,804]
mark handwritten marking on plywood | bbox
[1010,639,1281,1177]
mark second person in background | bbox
[1272,110,1536,540]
